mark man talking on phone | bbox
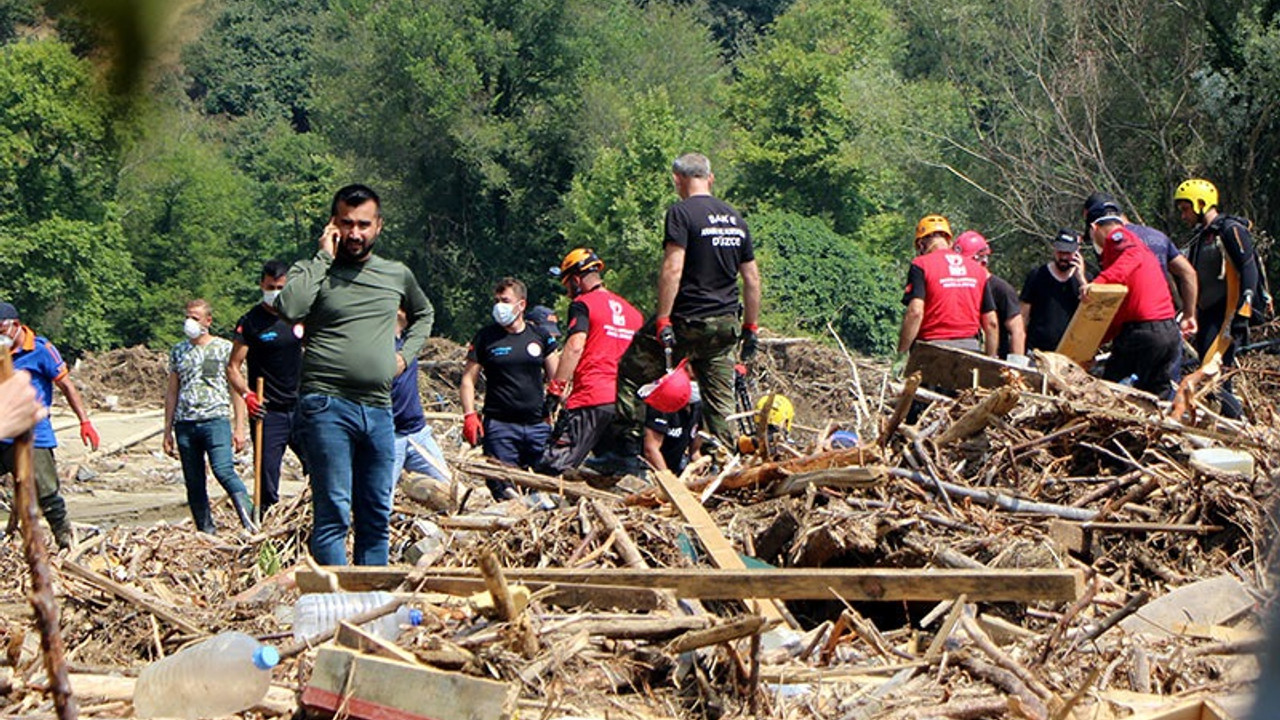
[1020,228,1088,353]
[276,184,433,566]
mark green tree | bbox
[751,209,900,354]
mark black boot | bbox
[230,492,258,533]
[193,506,216,534]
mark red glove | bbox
[463,412,484,446]
[655,316,675,349]
[242,391,264,417]
[80,420,100,451]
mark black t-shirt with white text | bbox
[1019,264,1082,353]
[466,323,557,424]
[233,304,303,410]
[665,195,755,319]
[645,401,702,472]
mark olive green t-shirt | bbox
[276,250,433,407]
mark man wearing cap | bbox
[1083,193,1198,339]
[0,302,99,549]
[536,249,642,476]
[643,380,702,474]
[953,231,1025,359]
[525,305,562,339]
[613,152,762,463]
[898,215,999,357]
[227,260,305,517]
[460,277,559,499]
[1082,209,1180,396]
[1020,229,1087,353]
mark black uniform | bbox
[1020,265,1082,353]
[233,304,305,510]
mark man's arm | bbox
[274,251,333,322]
[1221,222,1260,316]
[655,244,685,320]
[740,259,761,327]
[163,372,179,458]
[398,270,435,369]
[553,332,586,386]
[642,426,669,472]
[1005,313,1026,356]
[53,373,99,451]
[543,351,559,383]
[459,360,482,416]
[897,298,924,354]
[226,341,251,398]
[1168,255,1199,336]
[981,310,999,356]
[1019,301,1033,334]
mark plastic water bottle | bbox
[133,631,278,719]
[292,591,424,642]
[1119,373,1139,387]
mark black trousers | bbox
[1104,319,1180,399]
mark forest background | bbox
[1,0,1277,357]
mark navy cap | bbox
[525,305,561,337]
[1083,192,1123,225]
[0,302,17,321]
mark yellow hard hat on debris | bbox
[754,394,794,431]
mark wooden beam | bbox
[904,341,1043,393]
[295,572,663,611]
[297,566,1085,603]
[651,469,795,627]
[1055,283,1127,365]
[61,558,206,637]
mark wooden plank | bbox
[297,567,1085,603]
[1055,283,1127,365]
[295,573,663,611]
[335,621,422,665]
[651,469,793,626]
[61,559,206,637]
[1050,519,1224,556]
[903,341,1044,393]
[303,644,518,720]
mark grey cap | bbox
[1051,228,1081,252]
[0,302,17,321]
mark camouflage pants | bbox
[616,314,740,450]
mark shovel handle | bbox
[664,347,673,373]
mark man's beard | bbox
[337,238,375,261]
[1054,259,1073,272]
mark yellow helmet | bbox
[1174,179,1218,215]
[754,393,794,431]
[915,214,952,242]
[557,248,605,282]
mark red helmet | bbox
[639,359,692,413]
[953,231,990,261]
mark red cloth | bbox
[565,287,643,410]
[906,248,991,342]
[1093,226,1176,341]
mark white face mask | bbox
[262,289,281,305]
[183,317,205,340]
[492,302,519,327]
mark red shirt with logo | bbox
[902,248,995,341]
[1093,226,1176,341]
[564,286,643,409]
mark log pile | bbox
[0,335,1272,719]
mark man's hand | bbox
[162,432,177,458]
[1078,283,1093,302]
[242,391,264,418]
[79,420,100,451]
[1180,315,1198,338]
[319,222,339,257]
[543,379,566,422]
[740,324,759,362]
[656,317,676,349]
[233,429,247,453]
[395,353,407,377]
[463,412,484,446]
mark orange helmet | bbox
[915,214,952,242]
[555,248,605,284]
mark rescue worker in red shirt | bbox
[1082,206,1180,397]
[536,249,643,475]
[952,230,1026,360]
[897,215,999,357]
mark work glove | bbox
[739,324,759,362]
[463,412,484,446]
[891,351,909,380]
[79,420,100,451]
[655,317,676,350]
[242,391,264,418]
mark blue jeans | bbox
[250,407,304,512]
[174,418,248,533]
[297,393,395,566]
[393,425,448,483]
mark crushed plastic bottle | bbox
[132,631,278,719]
[292,590,424,642]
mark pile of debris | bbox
[0,334,1272,720]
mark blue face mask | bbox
[492,302,519,327]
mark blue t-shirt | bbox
[4,329,67,448]
[391,336,426,436]
[1128,224,1180,272]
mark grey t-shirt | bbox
[169,337,233,422]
